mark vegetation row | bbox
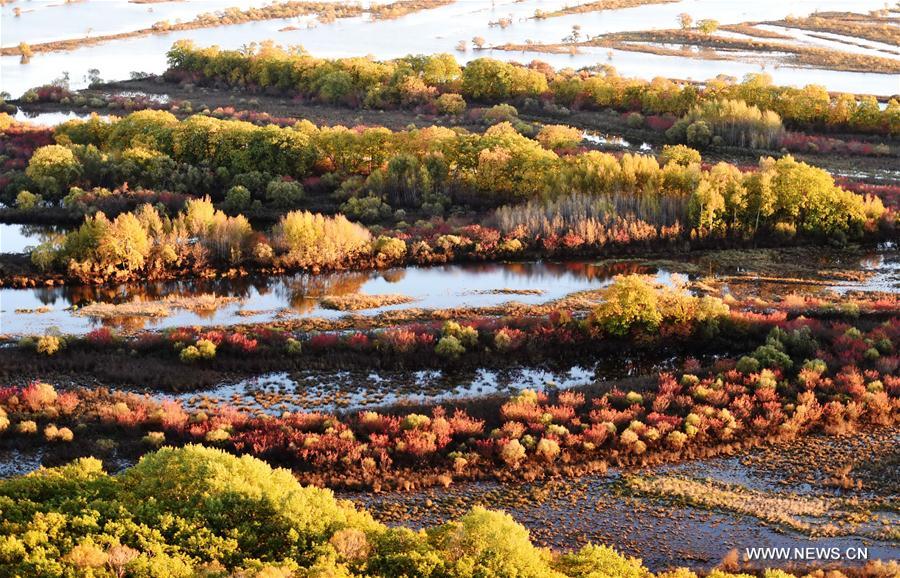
[3,443,899,577]
[162,42,900,135]
[1,110,891,285]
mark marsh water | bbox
[3,244,897,336]
[0,259,664,335]
[11,109,112,126]
[171,356,679,415]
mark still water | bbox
[0,259,661,335]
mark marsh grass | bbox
[319,293,416,311]
[14,306,52,314]
[625,475,896,540]
[473,288,545,295]
[74,294,241,319]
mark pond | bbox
[3,0,897,98]
[0,259,665,335]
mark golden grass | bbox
[369,0,453,20]
[774,11,900,47]
[15,306,52,314]
[499,27,900,74]
[533,0,678,19]
[473,288,546,295]
[719,23,793,40]
[319,293,416,311]
[74,294,241,319]
[626,475,895,540]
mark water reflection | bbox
[0,260,656,335]
[3,248,893,336]
[12,110,111,127]
[0,223,69,254]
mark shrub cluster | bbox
[8,443,897,578]
[3,317,897,493]
[666,99,784,149]
[30,198,375,282]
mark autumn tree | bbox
[25,145,82,202]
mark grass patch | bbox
[473,288,546,295]
[499,26,900,74]
[14,306,52,314]
[319,293,416,311]
[771,11,900,47]
[74,294,241,319]
[625,475,897,540]
[532,0,678,19]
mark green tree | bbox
[688,179,726,232]
[224,185,252,213]
[265,179,304,209]
[743,157,777,233]
[697,19,719,34]
[25,145,82,202]
[536,125,583,150]
[429,507,558,578]
[108,109,178,153]
[15,190,42,211]
[556,543,648,578]
[462,58,548,101]
[275,211,372,268]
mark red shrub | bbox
[309,333,341,350]
[86,327,115,346]
[448,410,484,437]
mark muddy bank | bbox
[344,427,900,571]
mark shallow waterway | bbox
[3,245,896,336]
[0,259,664,335]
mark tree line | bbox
[165,41,900,135]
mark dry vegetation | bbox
[2,0,454,57]
[74,294,241,319]
[499,13,900,74]
[368,0,453,20]
[625,475,897,541]
[1,2,364,57]
[771,10,900,47]
[719,23,794,40]
[319,293,417,311]
[590,30,900,74]
[532,0,678,19]
[472,288,545,295]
